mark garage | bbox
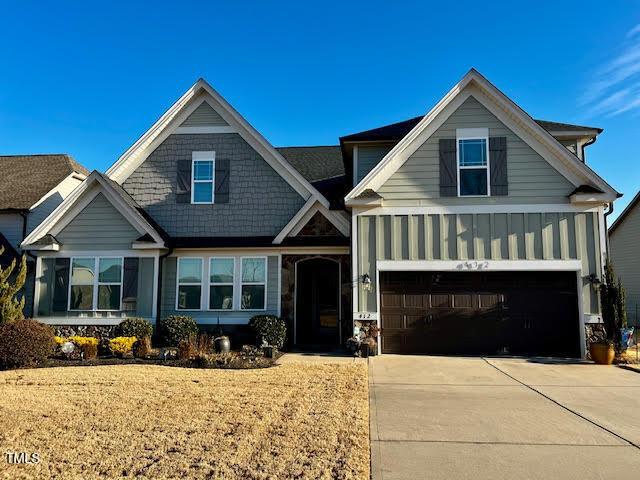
[379,271,581,357]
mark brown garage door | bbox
[380,271,580,357]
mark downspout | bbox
[603,202,614,259]
[19,211,37,317]
[580,136,597,163]
[156,245,174,325]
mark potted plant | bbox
[592,260,627,365]
[346,336,361,356]
[214,335,231,353]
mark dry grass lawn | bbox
[0,363,369,479]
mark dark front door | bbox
[296,258,340,346]
[380,271,580,357]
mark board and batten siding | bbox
[180,101,229,127]
[377,96,575,206]
[55,193,141,250]
[610,204,640,326]
[356,144,394,183]
[161,255,279,324]
[357,211,602,315]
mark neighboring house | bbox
[0,155,88,316]
[21,69,618,357]
[609,191,640,327]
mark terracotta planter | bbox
[589,342,615,365]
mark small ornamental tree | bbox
[600,259,627,351]
[0,247,27,324]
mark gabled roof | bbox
[345,68,619,203]
[22,171,167,250]
[106,78,329,207]
[609,190,640,235]
[0,154,88,211]
[341,117,601,144]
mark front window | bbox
[209,258,234,310]
[69,257,123,311]
[241,257,266,310]
[191,151,215,204]
[177,258,202,310]
[457,129,489,196]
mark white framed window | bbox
[176,257,203,310]
[456,128,490,197]
[209,257,235,310]
[240,257,267,310]
[69,257,123,311]
[191,151,215,204]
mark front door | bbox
[296,258,340,346]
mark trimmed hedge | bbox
[158,315,198,346]
[0,319,55,369]
[116,317,153,340]
[249,315,286,349]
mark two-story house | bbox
[22,69,618,357]
[0,154,88,316]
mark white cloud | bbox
[582,23,640,117]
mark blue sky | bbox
[1,1,638,220]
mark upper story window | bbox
[191,151,215,204]
[69,257,123,311]
[457,128,489,197]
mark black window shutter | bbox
[52,258,70,312]
[176,159,192,203]
[439,138,457,197]
[489,137,508,196]
[122,258,139,312]
[215,158,230,204]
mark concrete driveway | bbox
[369,356,640,480]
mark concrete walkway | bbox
[369,355,640,480]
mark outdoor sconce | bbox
[361,274,372,292]
[586,273,601,287]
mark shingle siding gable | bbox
[122,133,306,237]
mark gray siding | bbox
[161,255,279,324]
[56,193,140,250]
[357,212,602,315]
[0,213,23,249]
[123,134,306,237]
[356,144,394,183]
[181,102,229,127]
[378,96,575,205]
[610,206,640,326]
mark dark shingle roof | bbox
[340,117,602,143]
[534,120,603,134]
[277,146,344,182]
[353,189,382,200]
[0,154,89,211]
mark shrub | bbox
[116,317,153,340]
[0,319,55,369]
[109,336,137,357]
[177,337,197,360]
[0,249,27,324]
[249,315,287,349]
[132,337,152,358]
[68,336,99,360]
[158,315,198,346]
[54,336,66,346]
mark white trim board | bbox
[376,259,583,272]
[105,81,329,208]
[345,68,618,202]
[357,204,599,216]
